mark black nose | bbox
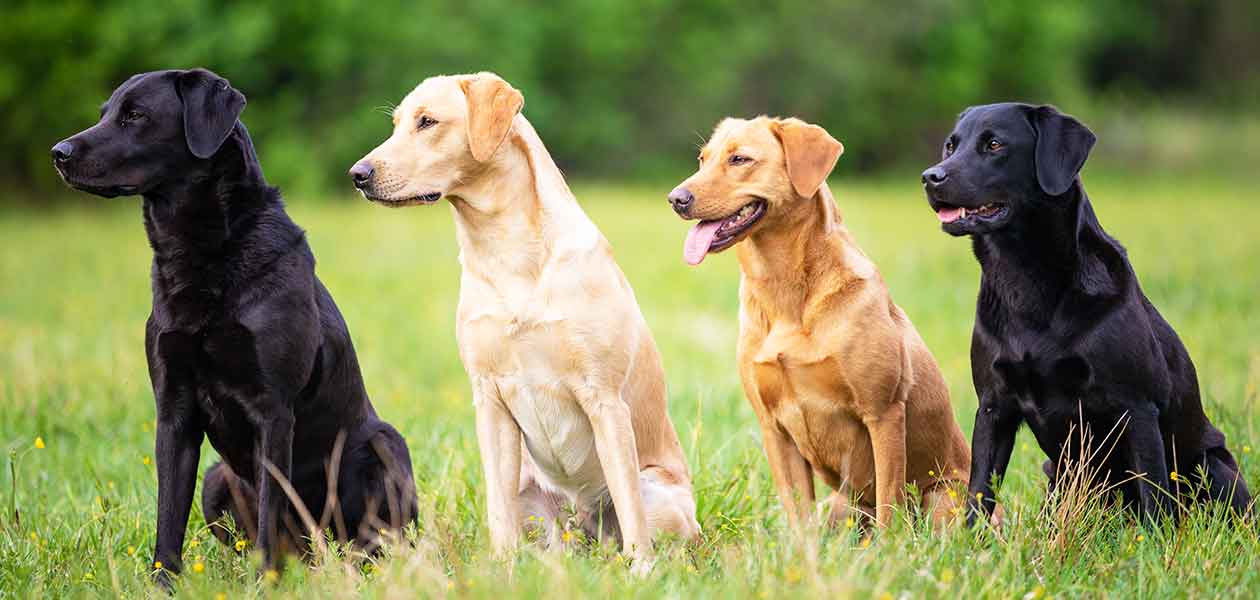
[52,141,75,163]
[921,166,948,187]
[349,162,374,188]
[668,187,694,216]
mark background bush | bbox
[3,0,1258,196]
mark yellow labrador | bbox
[351,73,699,569]
[669,117,972,529]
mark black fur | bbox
[922,102,1250,525]
[52,69,417,587]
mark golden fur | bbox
[675,116,972,528]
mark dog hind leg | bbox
[1202,448,1252,515]
[202,462,258,547]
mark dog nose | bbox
[921,166,948,187]
[668,187,694,216]
[349,162,374,188]
[51,141,75,163]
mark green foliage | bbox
[2,174,1259,597]
[3,1,1258,195]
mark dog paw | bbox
[628,555,656,577]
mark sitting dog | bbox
[52,69,417,585]
[349,72,699,571]
[922,102,1251,523]
[669,117,972,528]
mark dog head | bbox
[52,69,247,198]
[922,103,1096,237]
[669,116,843,265]
[350,72,524,208]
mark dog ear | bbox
[1029,105,1096,196]
[772,119,844,198]
[460,74,524,162]
[177,69,246,159]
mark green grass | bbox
[2,173,1258,598]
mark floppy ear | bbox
[772,119,844,198]
[460,75,524,162]
[1029,105,1096,196]
[177,69,246,159]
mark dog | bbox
[669,116,972,528]
[922,102,1252,523]
[52,68,418,586]
[349,72,699,571]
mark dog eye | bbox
[944,140,955,156]
[988,139,1003,152]
[728,154,750,166]
[124,110,145,123]
[417,115,438,130]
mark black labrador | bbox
[52,69,418,585]
[921,102,1251,524]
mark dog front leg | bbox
[864,402,907,527]
[473,381,522,559]
[966,393,1019,526]
[1124,408,1171,524]
[256,410,295,574]
[152,407,202,589]
[148,328,202,590]
[759,422,815,530]
[580,391,652,571]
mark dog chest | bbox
[496,376,605,499]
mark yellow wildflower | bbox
[447,581,455,590]
[928,470,935,477]
[29,532,37,542]
[1170,471,1180,482]
[947,488,958,499]
[264,569,279,582]
[84,572,94,580]
[861,537,872,548]
[189,539,199,548]
[34,437,45,449]
[154,561,163,570]
[562,530,574,543]
[845,516,856,529]
[215,594,226,600]
[193,562,204,574]
[879,593,893,600]
[235,539,247,552]
[1136,534,1145,542]
[1244,445,1252,454]
[142,456,151,466]
[1029,584,1046,599]
[941,568,955,584]
[127,546,136,556]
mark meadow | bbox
[1,173,1257,598]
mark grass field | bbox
[2,173,1258,598]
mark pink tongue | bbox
[684,220,724,265]
[937,206,963,223]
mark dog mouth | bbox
[934,202,1007,226]
[364,192,443,207]
[683,199,766,265]
[55,166,140,198]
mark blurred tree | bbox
[0,0,1254,197]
